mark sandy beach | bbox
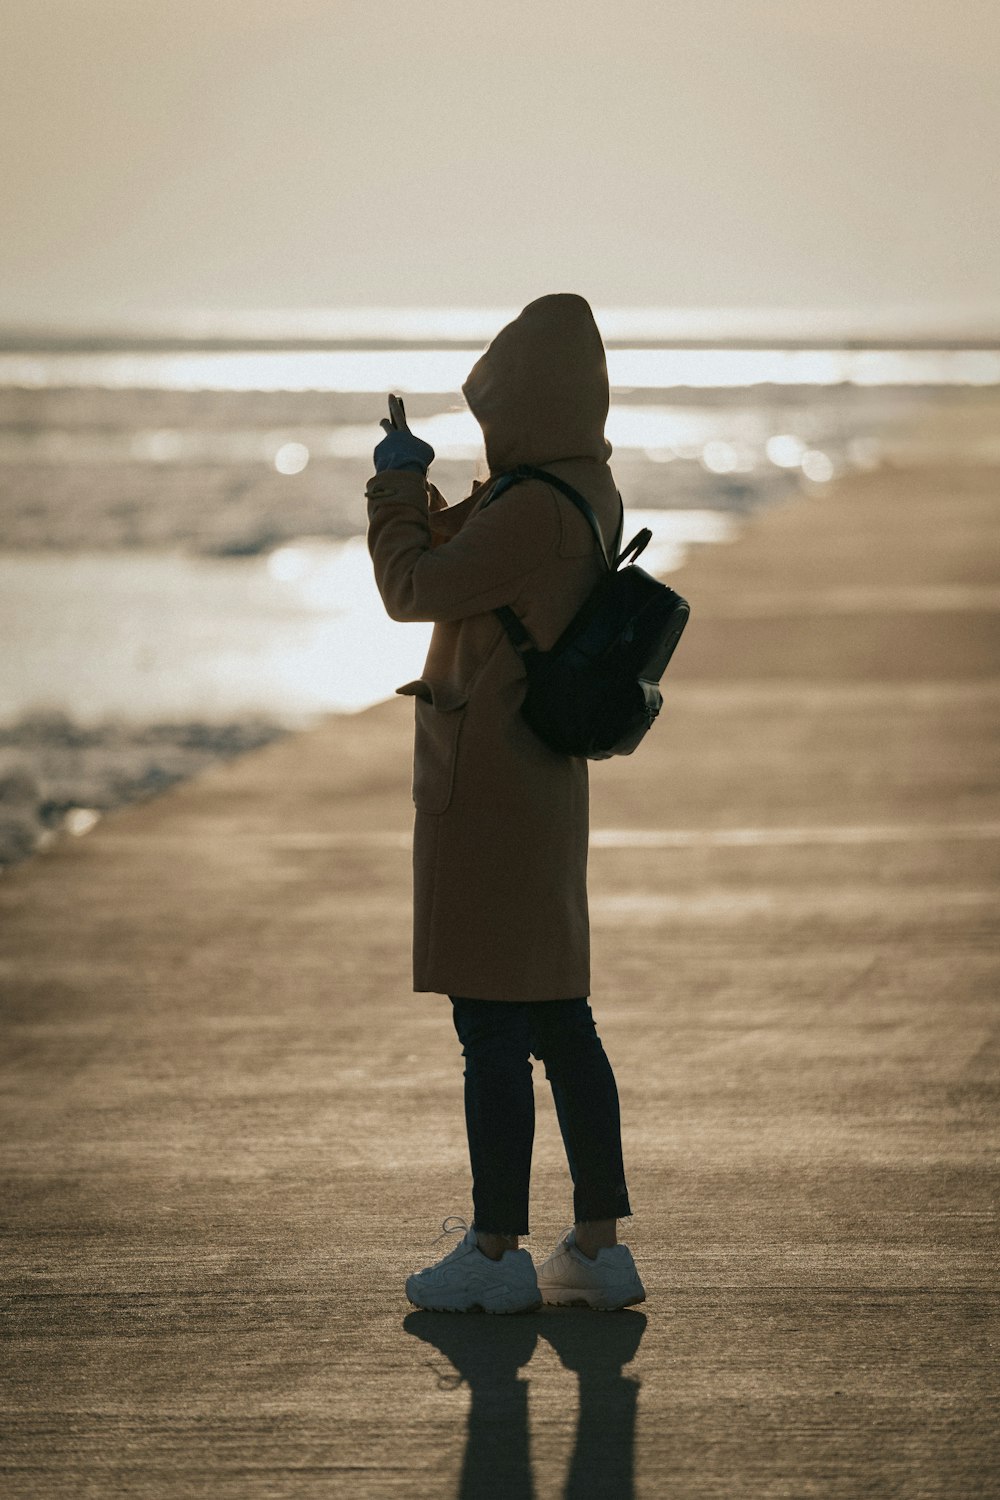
[2,441,998,1495]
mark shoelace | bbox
[432,1215,471,1246]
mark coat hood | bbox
[462,293,612,473]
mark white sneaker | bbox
[405,1218,542,1314]
[536,1228,646,1311]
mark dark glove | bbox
[374,422,435,475]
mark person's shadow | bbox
[404,1307,647,1499]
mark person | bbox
[366,294,646,1313]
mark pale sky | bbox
[3,0,999,330]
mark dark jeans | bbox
[449,996,633,1236]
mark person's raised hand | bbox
[374,394,435,474]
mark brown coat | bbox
[366,294,621,1000]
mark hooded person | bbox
[367,293,621,1001]
[366,294,645,1314]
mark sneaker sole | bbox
[405,1296,543,1315]
[539,1286,646,1311]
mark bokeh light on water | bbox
[273,441,310,474]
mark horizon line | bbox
[3,302,1000,351]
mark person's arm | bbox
[366,468,560,623]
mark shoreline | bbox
[0,713,290,869]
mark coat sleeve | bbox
[366,469,560,623]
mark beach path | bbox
[2,460,998,1498]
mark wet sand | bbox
[2,458,998,1497]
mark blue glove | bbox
[373,421,435,475]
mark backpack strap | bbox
[485,464,625,662]
[616,527,652,568]
[611,503,626,569]
[494,603,537,658]
[484,464,624,573]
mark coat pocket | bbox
[396,678,470,815]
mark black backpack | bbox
[483,464,691,760]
